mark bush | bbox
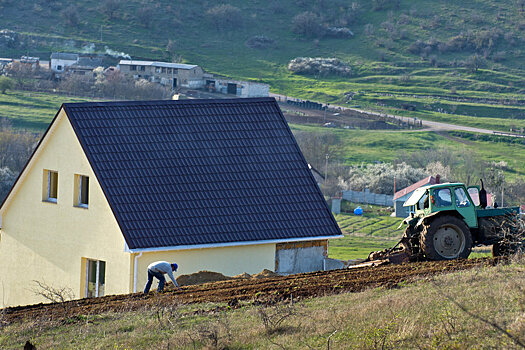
[245,35,276,49]
[0,76,14,93]
[338,162,429,195]
[61,5,80,27]
[288,57,352,77]
[292,11,324,38]
[206,4,242,31]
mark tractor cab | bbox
[404,183,479,229]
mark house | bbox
[0,98,342,307]
[0,58,12,73]
[68,57,104,76]
[50,52,79,73]
[393,175,440,217]
[117,60,205,89]
[205,78,269,98]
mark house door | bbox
[85,259,106,297]
[172,78,177,89]
[227,83,237,95]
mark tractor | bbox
[368,181,524,263]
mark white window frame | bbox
[78,175,89,208]
[46,170,58,203]
[85,259,105,298]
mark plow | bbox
[358,181,524,267]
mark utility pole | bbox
[324,154,329,197]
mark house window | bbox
[57,65,62,71]
[85,259,105,298]
[161,67,166,73]
[130,65,137,71]
[43,170,58,202]
[139,66,145,71]
[167,68,172,74]
[172,68,178,74]
[74,174,89,208]
[155,67,161,73]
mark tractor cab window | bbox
[417,191,429,210]
[433,188,452,207]
[454,188,471,208]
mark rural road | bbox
[269,93,523,137]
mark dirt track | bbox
[2,258,498,324]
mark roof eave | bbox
[125,235,344,253]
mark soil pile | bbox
[176,271,231,286]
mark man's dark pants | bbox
[144,269,166,293]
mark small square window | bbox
[74,174,89,208]
[43,170,58,203]
[130,65,137,71]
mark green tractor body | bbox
[368,182,523,262]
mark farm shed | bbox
[0,98,342,307]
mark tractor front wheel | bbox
[421,215,472,260]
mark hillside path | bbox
[270,93,523,137]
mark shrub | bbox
[288,57,352,77]
[61,5,80,27]
[0,76,14,94]
[206,4,242,31]
[292,11,324,38]
[245,35,276,49]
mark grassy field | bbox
[291,124,525,181]
[0,91,93,131]
[2,258,523,349]
[1,1,524,132]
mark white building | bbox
[50,53,79,73]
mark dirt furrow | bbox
[2,258,497,324]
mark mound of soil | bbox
[252,269,280,279]
[176,271,231,286]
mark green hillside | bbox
[1,0,524,130]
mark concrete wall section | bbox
[275,240,328,274]
[342,189,393,207]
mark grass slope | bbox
[2,259,523,349]
[1,1,524,131]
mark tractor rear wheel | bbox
[421,215,472,260]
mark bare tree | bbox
[206,4,242,31]
[292,11,324,38]
[101,0,121,19]
[61,5,80,27]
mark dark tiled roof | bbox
[63,98,341,249]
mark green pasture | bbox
[0,91,91,131]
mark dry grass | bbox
[1,257,524,349]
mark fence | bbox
[341,189,393,207]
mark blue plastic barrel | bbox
[354,206,363,216]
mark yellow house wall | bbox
[134,243,276,291]
[0,109,131,307]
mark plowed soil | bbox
[2,258,498,324]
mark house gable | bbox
[0,109,130,307]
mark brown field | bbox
[3,258,497,325]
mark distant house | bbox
[0,97,342,307]
[205,78,269,98]
[50,53,79,73]
[0,58,12,73]
[117,60,205,89]
[393,175,440,218]
[69,57,103,76]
